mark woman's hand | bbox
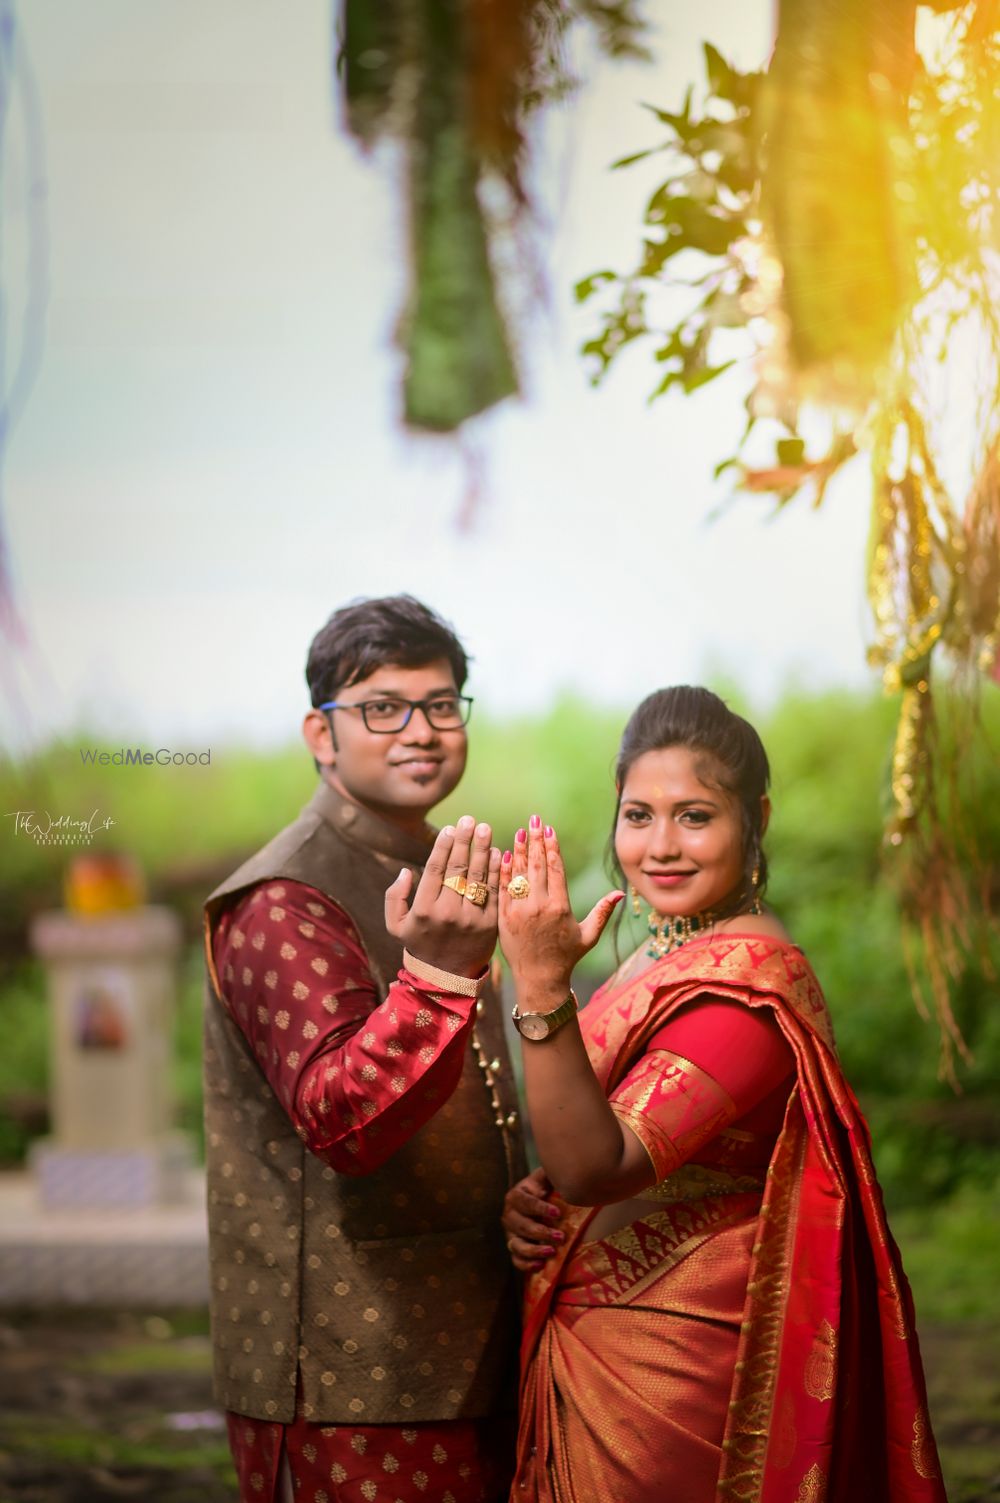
[502,1167,563,1272]
[498,816,623,993]
[385,816,500,978]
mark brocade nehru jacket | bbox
[203,781,525,1424]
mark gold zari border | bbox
[717,1089,806,1502]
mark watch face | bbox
[518,1013,551,1041]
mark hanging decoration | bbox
[337,0,648,432]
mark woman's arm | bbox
[498,821,793,1206]
[514,977,659,1205]
[499,818,643,1205]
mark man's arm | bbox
[213,879,482,1174]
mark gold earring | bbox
[630,884,642,917]
[750,863,762,916]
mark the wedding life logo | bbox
[5,809,117,847]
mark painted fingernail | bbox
[551,1230,565,1242]
[544,825,554,838]
[546,1205,560,1219]
[529,814,541,830]
[515,828,526,844]
[539,1245,554,1256]
[502,850,512,865]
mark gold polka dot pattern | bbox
[206,853,524,1429]
[227,1408,513,1502]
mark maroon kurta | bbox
[213,878,511,1503]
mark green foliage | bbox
[1,686,997,1213]
[0,737,308,944]
[578,16,1000,506]
[578,43,761,411]
[0,961,49,1163]
[893,1177,1000,1323]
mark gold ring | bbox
[464,880,489,908]
[508,875,530,900]
[443,873,467,896]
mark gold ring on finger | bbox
[508,875,530,900]
[443,873,467,896]
[464,880,489,908]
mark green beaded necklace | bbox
[645,909,717,959]
[645,893,763,959]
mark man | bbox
[203,595,527,1503]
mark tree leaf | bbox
[611,146,668,170]
[776,437,807,466]
[573,270,618,303]
[641,86,693,139]
[683,357,737,393]
[703,42,738,103]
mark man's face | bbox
[303,658,468,829]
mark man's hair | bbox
[305,595,470,706]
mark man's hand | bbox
[385,815,500,978]
[502,1167,564,1272]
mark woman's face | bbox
[615,744,757,918]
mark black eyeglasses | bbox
[318,694,473,734]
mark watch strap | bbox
[512,990,579,1038]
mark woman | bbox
[498,686,945,1503]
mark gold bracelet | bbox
[402,948,490,999]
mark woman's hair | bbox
[608,685,771,916]
[305,594,469,706]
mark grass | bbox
[893,1178,1000,1324]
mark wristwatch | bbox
[511,990,578,1041]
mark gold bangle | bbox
[402,948,489,999]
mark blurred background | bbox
[1,1,998,1499]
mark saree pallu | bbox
[514,935,946,1503]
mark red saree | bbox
[514,934,946,1503]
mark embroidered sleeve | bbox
[212,879,478,1174]
[609,997,793,1180]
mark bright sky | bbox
[3,0,879,752]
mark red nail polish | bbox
[515,828,526,844]
[502,850,512,865]
[529,814,541,830]
[544,825,554,838]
